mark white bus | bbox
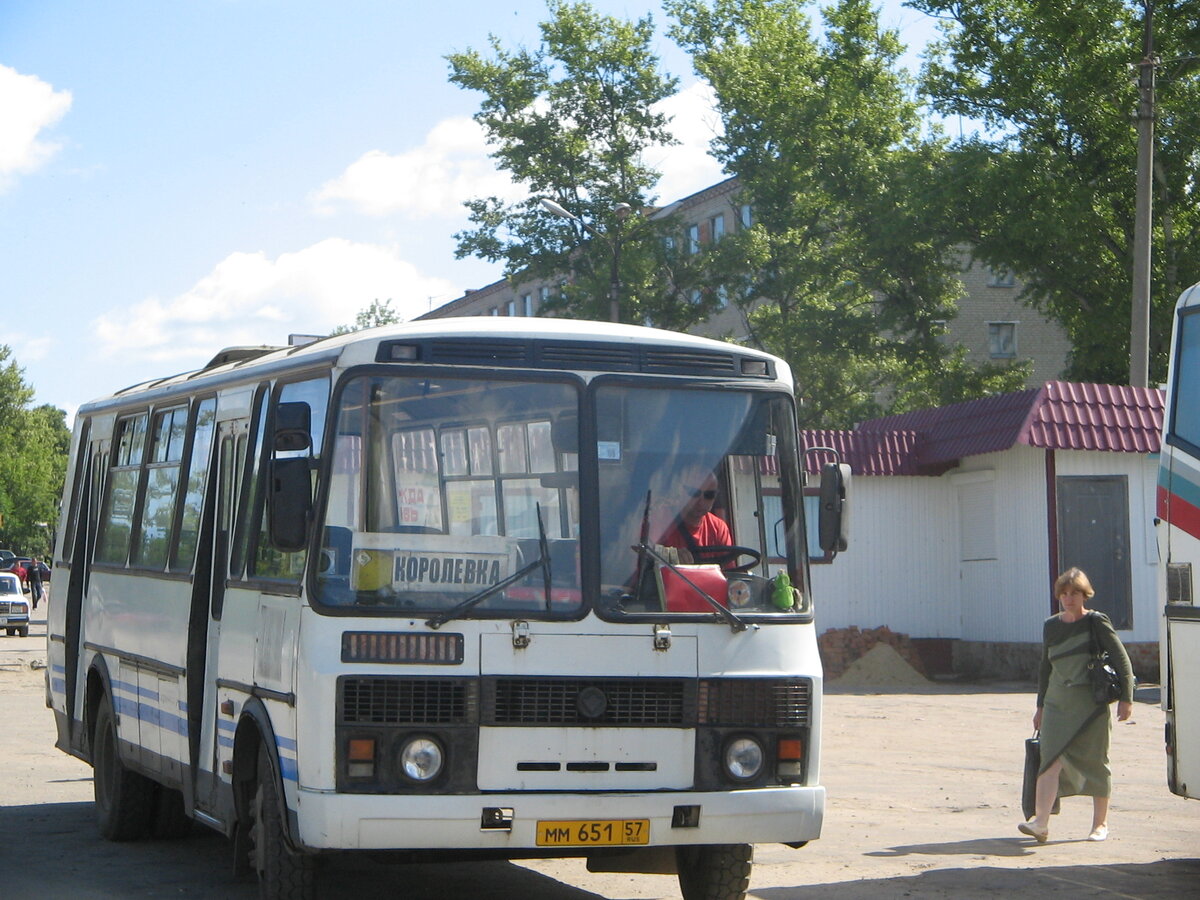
[1159,281,1200,801]
[48,318,847,898]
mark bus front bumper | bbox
[294,786,825,852]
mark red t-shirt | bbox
[658,513,733,563]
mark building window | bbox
[538,287,550,310]
[716,285,730,309]
[987,322,1017,358]
[709,214,725,242]
[739,204,752,229]
[686,224,700,255]
[489,307,499,316]
[689,288,703,305]
[987,267,1016,287]
[506,300,516,317]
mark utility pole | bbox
[1130,2,1156,388]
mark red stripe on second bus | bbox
[1160,484,1200,542]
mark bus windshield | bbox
[594,382,807,619]
[314,372,806,620]
[317,373,582,613]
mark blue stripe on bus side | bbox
[1162,452,1200,510]
[278,755,298,782]
[111,677,159,703]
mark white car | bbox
[0,571,29,637]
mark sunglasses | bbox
[691,489,718,500]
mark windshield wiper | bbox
[632,542,747,633]
[426,504,552,629]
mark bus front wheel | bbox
[676,843,753,900]
[251,743,316,900]
[93,692,155,841]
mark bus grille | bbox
[484,677,690,727]
[698,678,812,727]
[340,677,474,725]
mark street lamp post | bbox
[540,198,631,324]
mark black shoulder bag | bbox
[1086,612,1123,705]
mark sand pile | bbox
[832,641,928,687]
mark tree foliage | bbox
[0,346,70,557]
[331,298,402,335]
[447,0,715,324]
[668,0,1027,426]
[912,0,1200,383]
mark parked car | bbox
[0,549,14,562]
[0,572,29,636]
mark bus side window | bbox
[171,397,217,572]
[96,413,148,565]
[230,386,269,578]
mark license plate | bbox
[536,819,650,847]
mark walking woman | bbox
[1019,568,1134,842]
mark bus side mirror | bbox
[274,401,312,452]
[269,458,311,552]
[818,462,851,553]
[269,401,314,552]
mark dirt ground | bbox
[2,605,1198,899]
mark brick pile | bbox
[818,625,928,681]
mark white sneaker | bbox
[1087,825,1108,842]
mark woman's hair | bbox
[1054,567,1095,598]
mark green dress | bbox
[1036,612,1135,798]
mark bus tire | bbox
[150,785,194,839]
[251,743,316,900]
[93,692,155,841]
[676,843,753,900]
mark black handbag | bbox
[1086,613,1122,705]
[1022,732,1060,820]
[1022,734,1040,820]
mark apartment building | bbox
[419,177,1072,387]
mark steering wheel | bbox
[694,545,762,574]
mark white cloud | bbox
[647,80,726,203]
[313,80,726,222]
[92,239,456,362]
[6,331,53,363]
[312,117,523,218]
[0,65,72,189]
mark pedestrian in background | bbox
[28,556,43,610]
[1019,567,1134,843]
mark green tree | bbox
[447,0,712,325]
[331,298,402,335]
[669,0,1027,426]
[0,346,70,557]
[912,0,1200,383]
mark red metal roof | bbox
[801,382,1164,476]
[801,429,924,476]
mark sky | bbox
[1,0,938,420]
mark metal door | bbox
[1056,475,1132,628]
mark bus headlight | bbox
[722,736,764,782]
[399,736,444,783]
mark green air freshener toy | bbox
[772,571,795,610]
